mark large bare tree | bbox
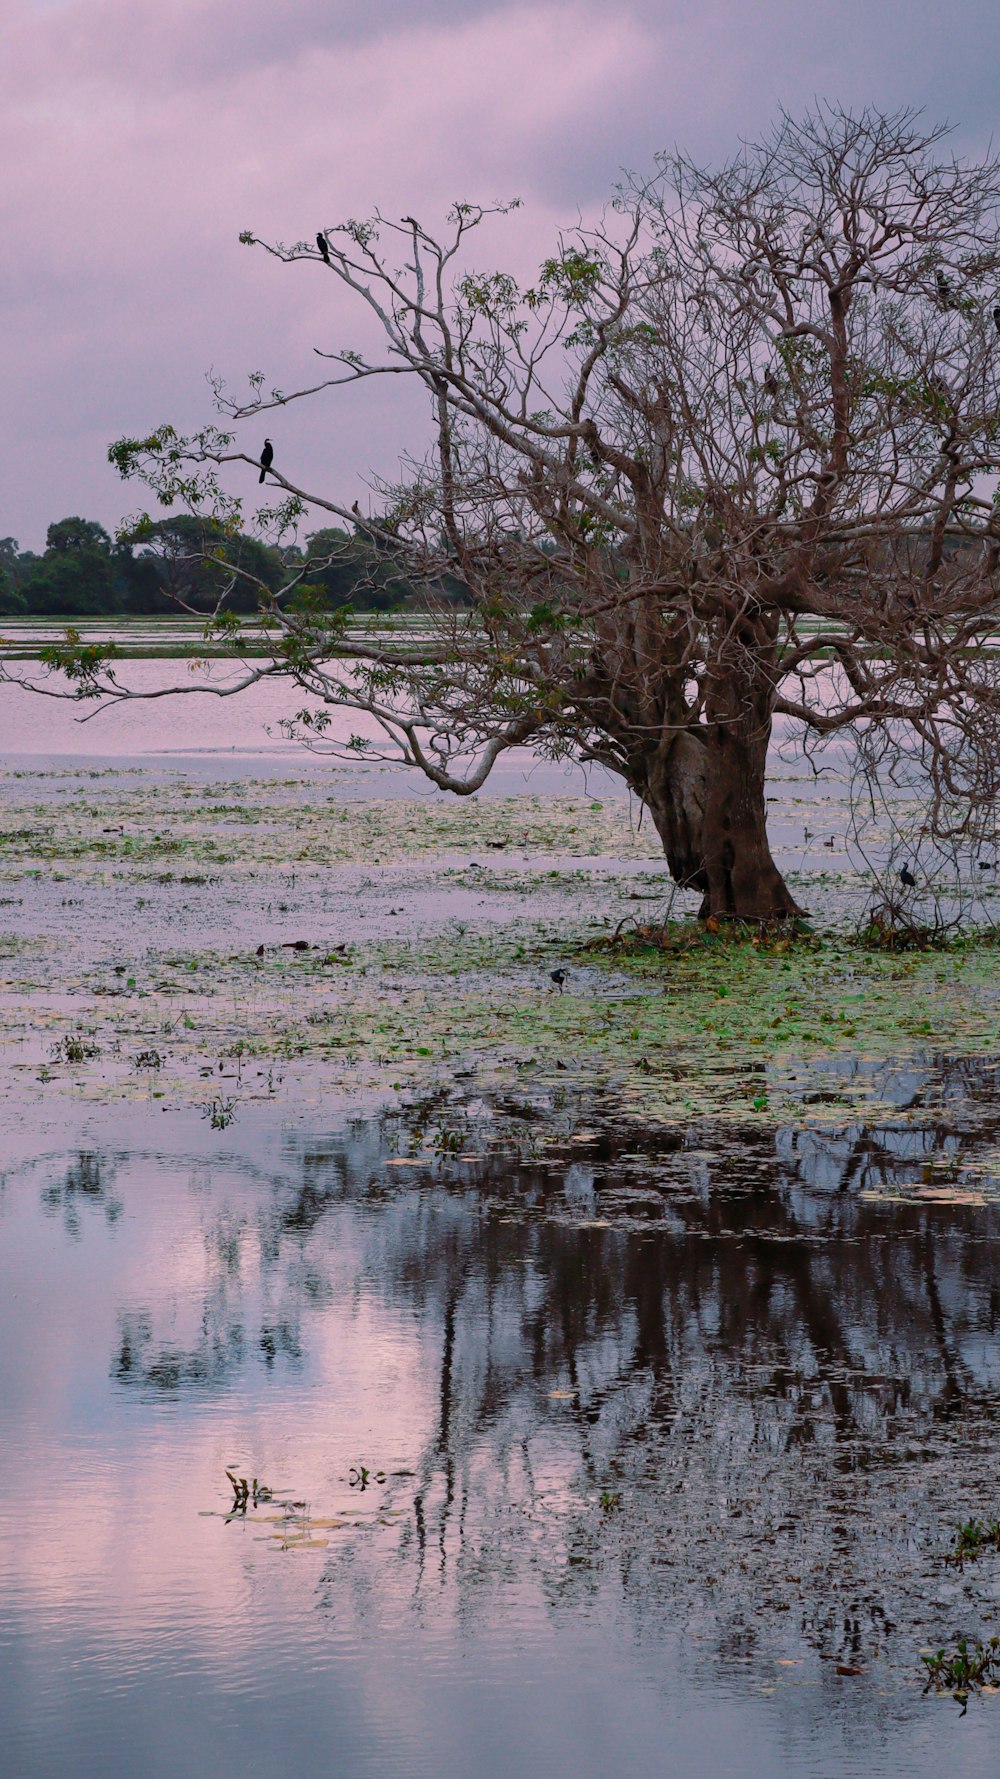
[48,106,1000,918]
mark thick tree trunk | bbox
[699,715,804,921]
[590,593,803,922]
[634,649,805,923]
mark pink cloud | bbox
[5,0,1000,547]
[2,2,649,545]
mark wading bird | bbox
[259,439,273,484]
[550,968,567,992]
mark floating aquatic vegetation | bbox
[211,1466,407,1555]
[50,1033,101,1064]
[922,1637,1000,1708]
[2,764,1000,1146]
[945,1518,1000,1569]
[225,1471,274,1512]
[204,1095,238,1130]
[349,1464,387,1489]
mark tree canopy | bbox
[38,105,1000,918]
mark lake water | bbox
[3,1085,1000,1778]
[0,657,637,805]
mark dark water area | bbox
[4,1084,1000,1777]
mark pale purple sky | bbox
[4,0,1000,552]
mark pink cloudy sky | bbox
[4,0,1000,552]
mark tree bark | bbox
[633,642,805,923]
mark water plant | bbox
[349,1465,386,1489]
[51,1033,101,1064]
[204,1095,238,1130]
[922,1636,1000,1707]
[945,1518,1000,1568]
[225,1471,274,1512]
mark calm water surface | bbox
[3,1090,1000,1778]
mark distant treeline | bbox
[0,517,467,618]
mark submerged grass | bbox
[0,788,659,871]
[11,917,1000,1147]
[1,766,1000,1140]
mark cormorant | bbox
[936,270,953,309]
[763,369,779,397]
[993,304,1000,336]
[316,232,330,264]
[899,864,917,888]
[550,968,567,992]
[259,439,273,484]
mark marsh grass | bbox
[4,769,1000,1137]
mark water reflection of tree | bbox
[299,1071,1000,1651]
[107,1063,1000,1427]
[96,1071,1000,1653]
[40,1151,122,1238]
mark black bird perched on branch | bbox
[763,368,779,397]
[899,864,917,888]
[316,231,330,263]
[936,269,954,309]
[993,304,1000,336]
[258,439,273,484]
[550,968,567,992]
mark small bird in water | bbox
[899,864,917,888]
[550,968,567,992]
[979,858,995,871]
[259,438,273,484]
[316,231,330,263]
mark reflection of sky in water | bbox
[2,1097,1000,1775]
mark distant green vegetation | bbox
[0,516,468,619]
